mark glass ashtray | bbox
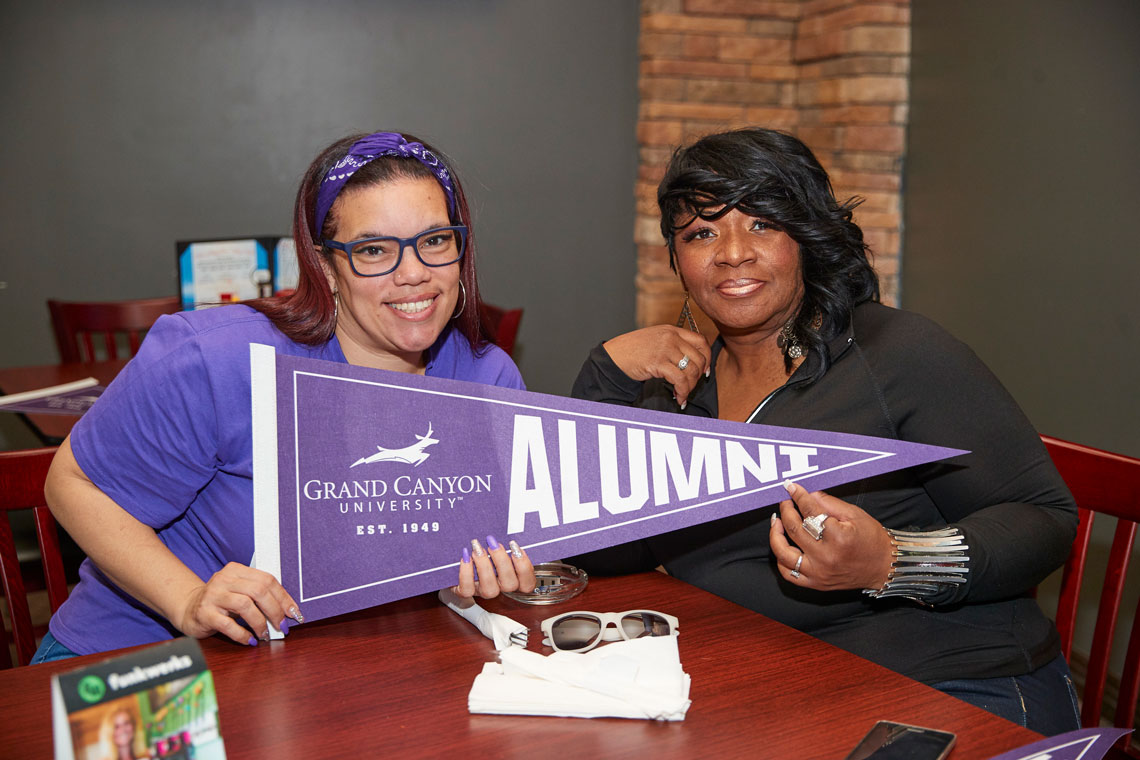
[502,562,588,605]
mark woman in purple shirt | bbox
[34,131,534,660]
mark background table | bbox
[0,359,126,443]
[0,571,1041,759]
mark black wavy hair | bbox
[658,128,879,376]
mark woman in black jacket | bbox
[570,127,1079,734]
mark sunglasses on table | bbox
[540,610,679,653]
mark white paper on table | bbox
[468,634,690,721]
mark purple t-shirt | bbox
[51,305,524,654]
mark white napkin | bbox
[438,588,528,650]
[468,634,691,721]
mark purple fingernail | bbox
[486,535,501,551]
[247,636,258,647]
[280,619,290,635]
[462,546,471,563]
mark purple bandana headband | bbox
[314,132,457,236]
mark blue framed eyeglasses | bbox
[322,225,468,277]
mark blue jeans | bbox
[29,631,80,664]
[930,653,1080,735]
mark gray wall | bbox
[905,0,1140,672]
[904,0,1140,458]
[0,1,638,406]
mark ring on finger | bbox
[802,513,830,541]
[790,554,803,579]
[678,355,690,371]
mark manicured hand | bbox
[452,536,536,599]
[178,562,302,646]
[603,326,712,409]
[769,482,894,591]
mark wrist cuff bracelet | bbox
[863,527,969,605]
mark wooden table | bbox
[0,359,127,443]
[0,572,1040,759]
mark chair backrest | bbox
[48,296,181,363]
[480,303,523,358]
[0,447,67,668]
[1043,434,1140,734]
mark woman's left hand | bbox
[451,535,536,600]
[769,482,894,591]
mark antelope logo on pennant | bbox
[250,345,966,623]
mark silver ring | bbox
[802,513,830,541]
[677,356,690,371]
[790,554,803,578]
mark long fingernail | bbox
[705,366,711,378]
[247,636,258,647]
[679,400,687,410]
[471,538,486,558]
[288,606,305,624]
[509,540,523,558]
[783,479,795,495]
[770,513,779,526]
[260,629,270,642]
[462,546,471,563]
[486,535,501,552]
[280,619,290,635]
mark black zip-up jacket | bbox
[568,301,1076,684]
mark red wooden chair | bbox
[0,447,68,668]
[48,296,181,363]
[480,303,523,357]
[1044,435,1140,740]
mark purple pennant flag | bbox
[984,727,1132,760]
[250,345,967,623]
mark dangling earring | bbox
[333,290,339,324]
[452,281,466,319]
[776,311,822,361]
[675,293,700,335]
[776,318,804,360]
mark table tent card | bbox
[0,377,104,416]
[176,238,275,309]
[52,637,226,760]
[251,345,966,623]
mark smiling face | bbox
[322,176,461,372]
[110,710,135,748]
[673,207,803,339]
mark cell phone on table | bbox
[844,721,957,760]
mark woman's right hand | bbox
[603,326,712,408]
[178,562,302,645]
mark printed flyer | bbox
[0,378,104,416]
[251,345,966,623]
[51,637,226,760]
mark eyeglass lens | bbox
[350,228,463,275]
[551,612,671,650]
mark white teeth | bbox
[389,298,433,314]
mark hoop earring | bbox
[333,290,339,324]
[452,281,466,319]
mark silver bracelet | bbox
[863,527,969,605]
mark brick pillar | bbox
[636,0,909,330]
